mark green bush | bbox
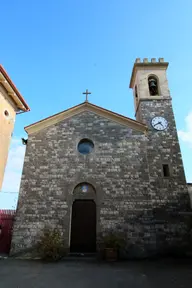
[37,227,67,261]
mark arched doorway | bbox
[70,183,96,253]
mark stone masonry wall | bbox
[188,184,192,208]
[135,99,191,254]
[139,99,189,206]
[11,107,191,257]
[11,111,150,255]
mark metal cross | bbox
[83,89,91,102]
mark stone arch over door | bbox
[70,182,97,253]
[72,182,96,201]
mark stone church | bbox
[11,58,191,257]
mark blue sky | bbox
[1,0,192,208]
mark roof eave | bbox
[25,102,148,135]
[0,65,30,112]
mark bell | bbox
[148,78,158,95]
[149,79,157,88]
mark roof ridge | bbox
[25,102,147,135]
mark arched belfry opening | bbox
[148,75,159,96]
[70,182,96,253]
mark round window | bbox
[78,139,94,155]
[4,110,9,117]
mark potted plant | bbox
[102,231,126,261]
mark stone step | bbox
[63,252,97,261]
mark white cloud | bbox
[1,137,26,192]
[178,112,192,148]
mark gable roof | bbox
[0,65,30,112]
[25,102,148,135]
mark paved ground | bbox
[0,258,192,288]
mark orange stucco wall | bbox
[0,84,17,190]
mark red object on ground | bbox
[0,210,16,254]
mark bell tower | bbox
[130,58,170,123]
[129,58,189,211]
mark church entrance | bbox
[70,199,96,253]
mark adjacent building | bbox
[0,65,30,190]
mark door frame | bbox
[68,181,102,250]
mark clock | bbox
[151,116,168,131]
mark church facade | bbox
[11,58,190,257]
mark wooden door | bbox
[70,200,96,253]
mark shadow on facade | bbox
[111,193,192,259]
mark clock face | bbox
[151,116,168,131]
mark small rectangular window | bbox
[162,164,170,177]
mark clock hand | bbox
[154,122,163,126]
